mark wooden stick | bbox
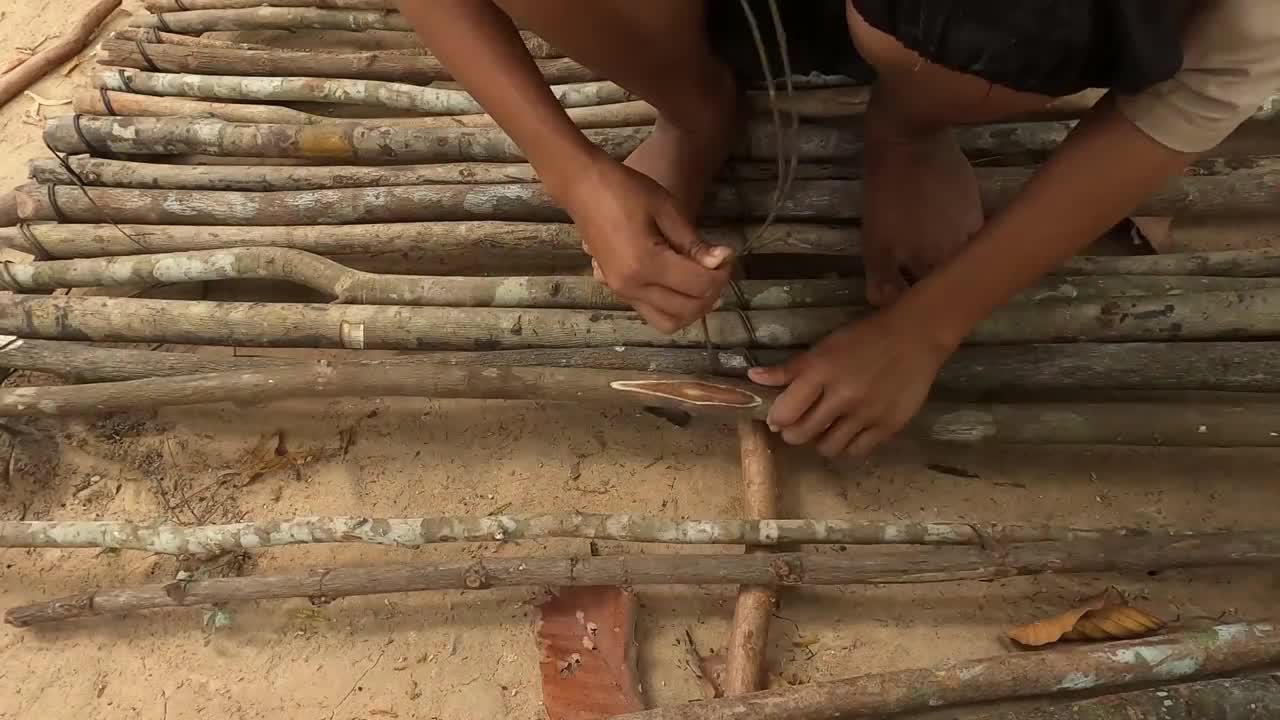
[95,69,632,115]
[614,624,1280,720]
[0,192,16,228]
[725,419,778,695]
[113,26,326,50]
[7,290,1280,350]
[78,87,655,129]
[968,674,1280,720]
[0,248,860,309]
[1,351,1279,446]
[31,154,547,188]
[0,221,850,261]
[7,536,1280,627]
[44,116,650,163]
[8,338,1280,395]
[97,37,599,84]
[0,0,121,109]
[24,164,1280,219]
[43,115,1072,163]
[0,514,1172,555]
[1059,249,1280,277]
[144,0,397,10]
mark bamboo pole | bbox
[6,534,1279,627]
[615,624,1280,720]
[7,338,1280,395]
[0,248,861,309]
[969,674,1280,720]
[725,420,778,695]
[97,38,599,84]
[0,0,122,109]
[0,514,1172,555]
[6,291,1280,350]
[43,115,1072,163]
[95,69,632,115]
[0,353,1278,446]
[144,0,397,10]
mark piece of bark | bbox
[0,192,16,228]
[97,37,598,84]
[968,673,1280,720]
[724,419,779,696]
[0,514,1173,555]
[536,587,644,719]
[613,625,1280,720]
[6,535,1280,627]
[0,0,121,109]
[8,338,1280,396]
[94,68,631,115]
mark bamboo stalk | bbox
[969,674,1280,720]
[0,0,122,109]
[97,37,599,84]
[144,0,397,10]
[95,69,632,115]
[0,514,1171,555]
[6,536,1280,627]
[6,291,1280,350]
[8,338,1280,396]
[0,248,861,309]
[0,352,1278,446]
[43,115,1071,163]
[0,221,823,261]
[615,624,1280,720]
[725,419,778,696]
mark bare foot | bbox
[860,100,983,306]
[623,65,739,220]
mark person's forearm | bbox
[394,0,603,201]
[901,99,1195,348]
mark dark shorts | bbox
[708,0,1190,97]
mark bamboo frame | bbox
[6,535,1279,627]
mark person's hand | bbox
[747,306,955,458]
[563,157,733,333]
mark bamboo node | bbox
[769,557,803,584]
[464,562,490,589]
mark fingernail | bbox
[702,246,733,268]
[712,298,724,310]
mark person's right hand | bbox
[563,157,733,334]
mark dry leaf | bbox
[1008,587,1165,647]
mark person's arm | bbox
[394,1,728,332]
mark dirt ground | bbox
[0,3,1278,719]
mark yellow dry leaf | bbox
[1007,587,1164,648]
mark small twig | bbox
[328,648,386,719]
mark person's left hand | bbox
[747,308,955,458]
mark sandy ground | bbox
[1,3,1278,719]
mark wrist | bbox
[887,280,973,355]
[538,143,615,213]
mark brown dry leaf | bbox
[1008,587,1165,647]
